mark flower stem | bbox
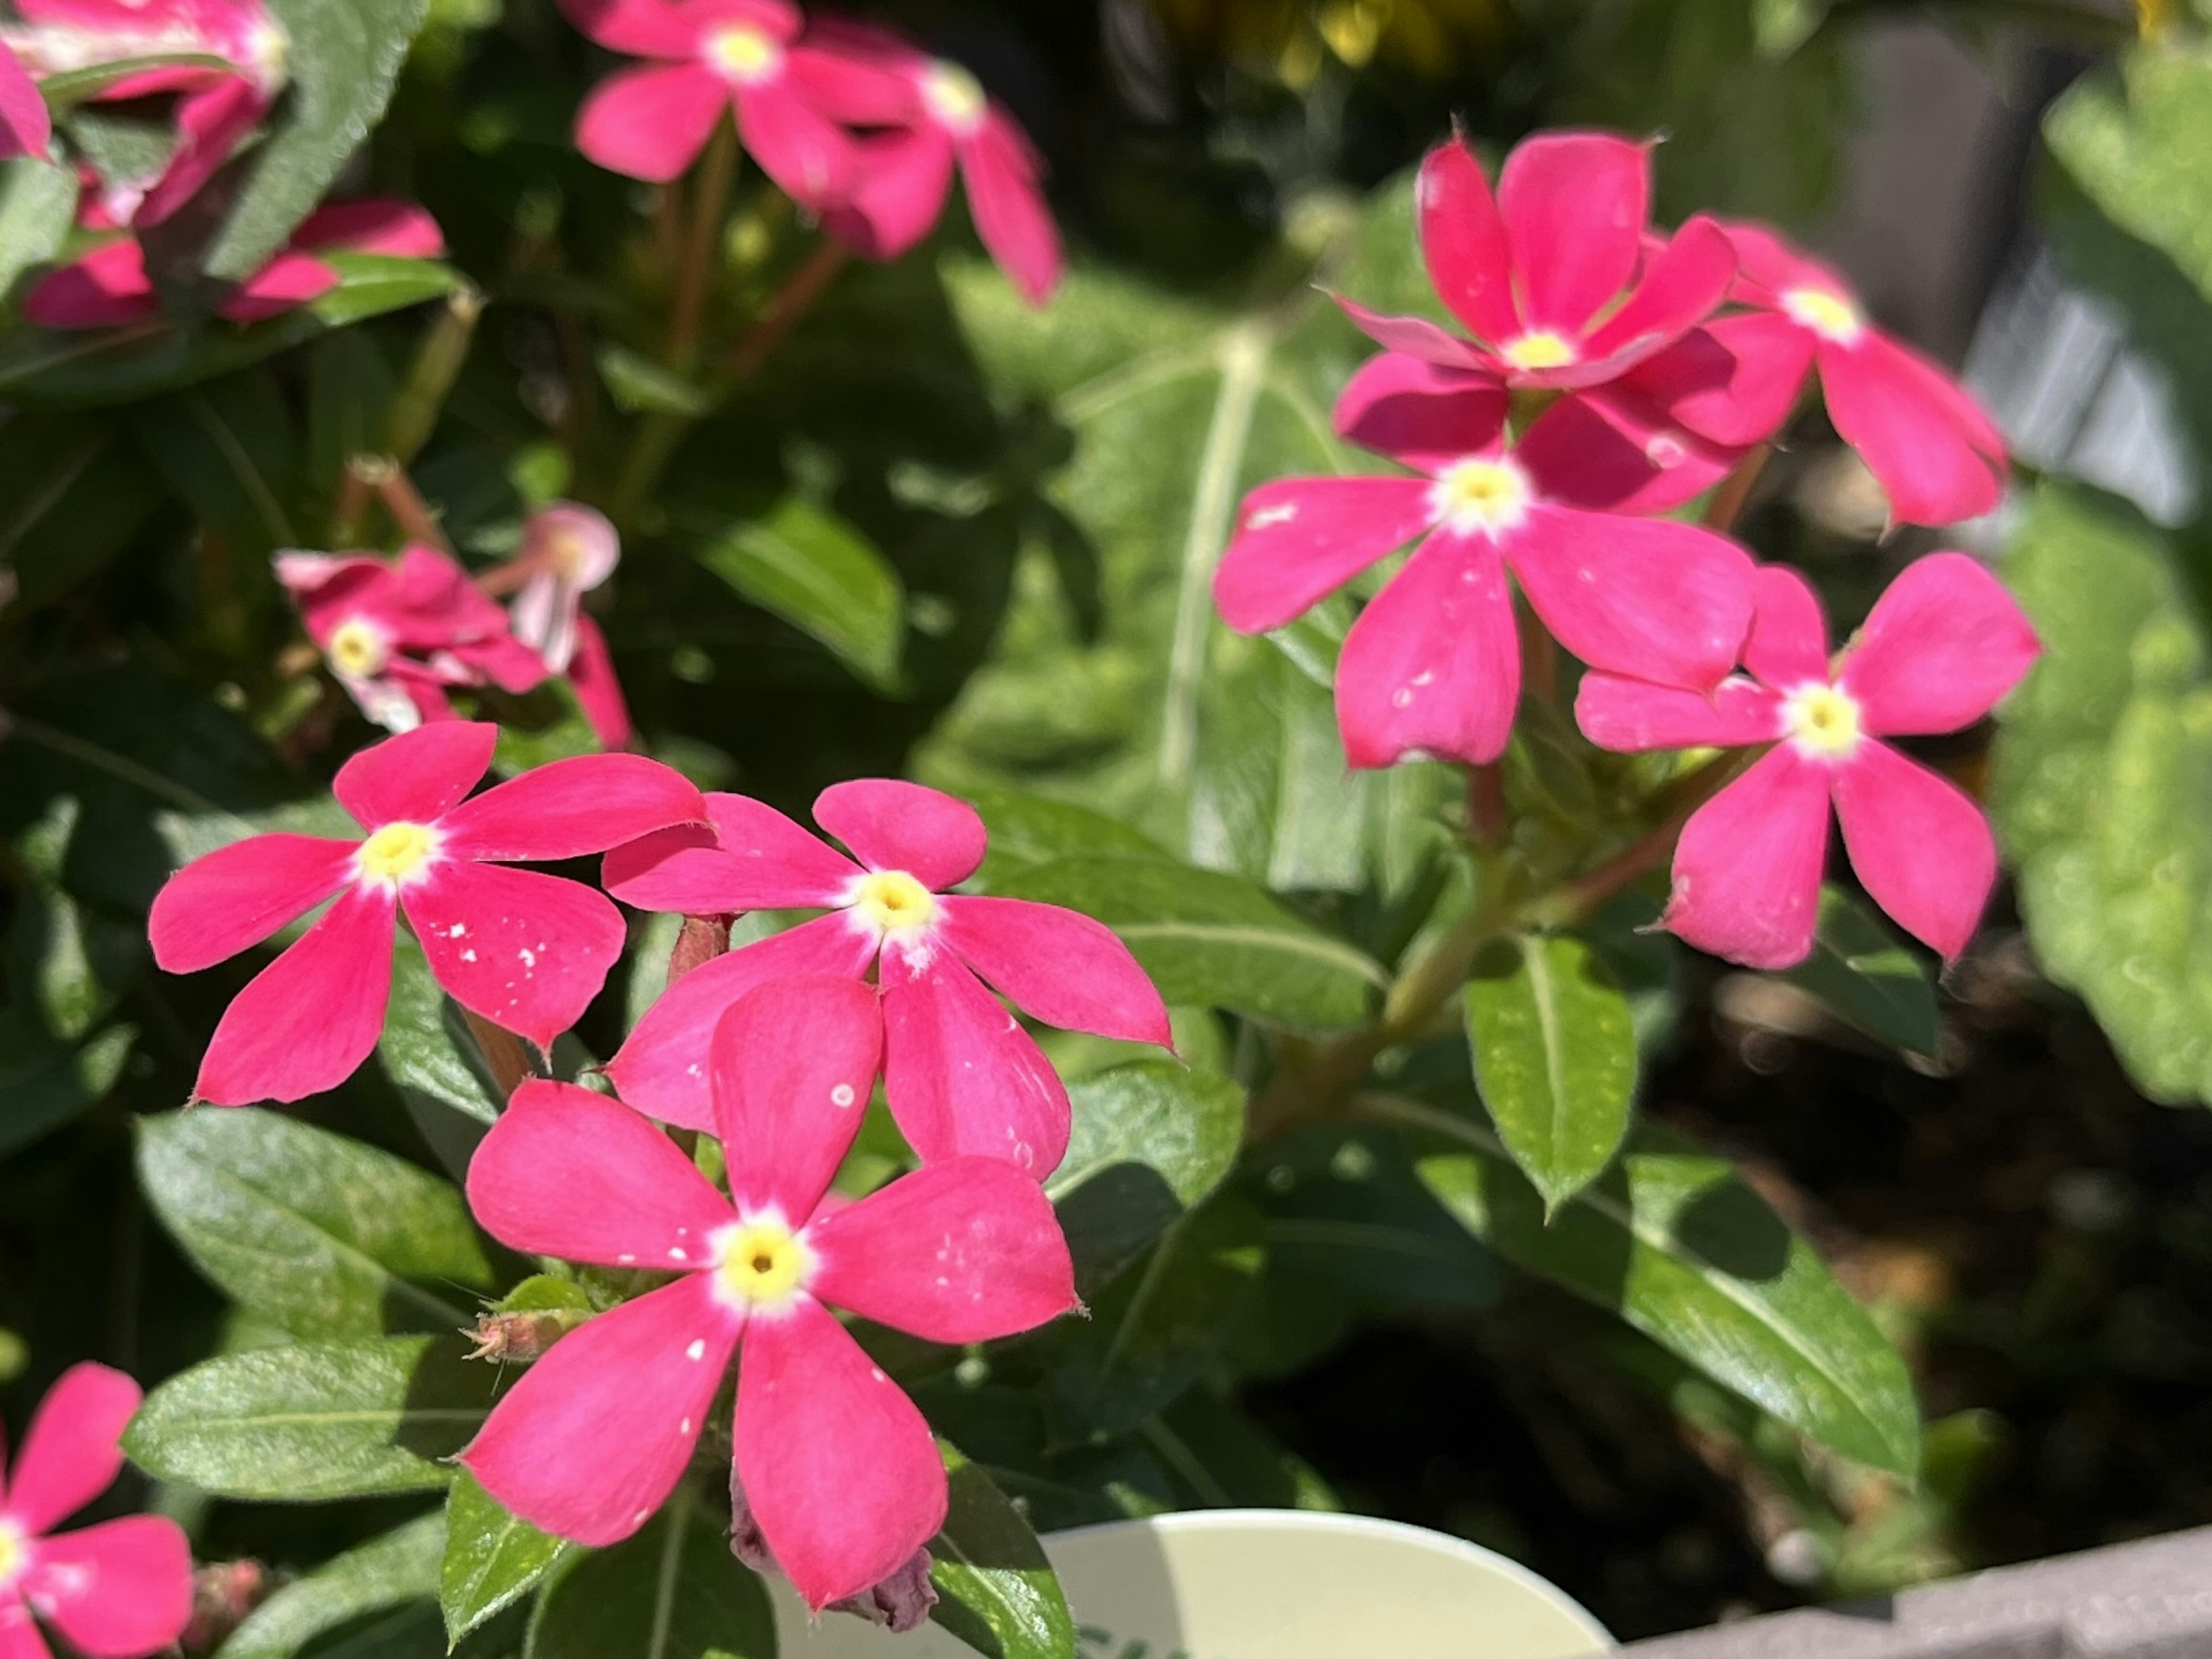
[668,124,739,377]
[383,283,485,465]
[1702,444,1773,534]
[723,237,847,381]
[346,455,452,553]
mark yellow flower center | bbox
[1782,285,1862,344]
[849,869,938,934]
[327,618,389,679]
[707,25,781,83]
[1429,457,1533,536]
[0,1520,24,1588]
[1783,683,1862,759]
[1500,331,1577,371]
[922,62,988,133]
[715,1219,814,1310]
[355,821,440,887]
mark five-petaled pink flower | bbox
[603,779,1171,1175]
[149,722,706,1105]
[489,503,633,749]
[3,0,287,225]
[1214,350,1755,769]
[0,1363,193,1659]
[25,199,442,331]
[1336,130,1736,392]
[561,0,852,203]
[0,45,50,161]
[460,978,1078,1609]
[1575,554,2040,968]
[788,19,1061,306]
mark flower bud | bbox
[181,1559,271,1653]
[668,913,735,986]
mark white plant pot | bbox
[772,1509,1615,1658]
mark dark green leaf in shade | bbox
[443,1471,566,1646]
[0,412,165,610]
[525,1483,775,1659]
[216,1513,444,1659]
[928,1444,1077,1659]
[1463,934,1638,1211]
[1779,887,1940,1055]
[696,495,906,693]
[124,1336,492,1499]
[131,367,302,560]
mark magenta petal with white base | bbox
[604,793,860,913]
[460,1275,742,1548]
[810,1157,1077,1344]
[333,721,497,830]
[21,1516,194,1656]
[961,118,1062,307]
[938,896,1170,1048]
[4,1364,139,1536]
[1497,131,1649,335]
[403,861,626,1050]
[711,976,881,1223]
[1335,530,1518,769]
[1832,740,1995,962]
[194,887,396,1106]
[732,78,855,210]
[1742,565,1831,690]
[437,754,704,863]
[1574,674,1782,753]
[814,779,985,889]
[575,61,728,182]
[880,948,1071,1176]
[1664,746,1832,971]
[146,835,356,974]
[465,1080,734,1268]
[1839,552,2039,737]
[1331,353,1507,473]
[734,1298,946,1612]
[1415,133,1516,344]
[1820,333,2004,528]
[1213,476,1437,635]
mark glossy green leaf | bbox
[968,787,1166,887]
[307,253,460,327]
[526,1484,774,1659]
[444,1471,566,1646]
[1781,887,1939,1055]
[380,932,506,1127]
[992,855,1382,1030]
[696,494,906,693]
[1390,1097,1921,1475]
[2046,39,2212,303]
[1463,934,1638,1211]
[0,159,76,298]
[929,1444,1076,1659]
[124,1336,492,1499]
[218,1513,444,1659]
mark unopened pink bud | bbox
[181,1559,271,1653]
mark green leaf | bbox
[1392,1098,1921,1475]
[195,0,435,281]
[967,787,1166,887]
[132,367,303,560]
[1779,887,1939,1055]
[992,855,1383,1030]
[218,1513,444,1659]
[0,411,165,610]
[0,159,77,298]
[136,1107,491,1337]
[36,53,234,108]
[444,1471,566,1646]
[696,495,906,693]
[380,932,506,1127]
[1463,934,1638,1211]
[124,1336,491,1499]
[1990,482,2212,1102]
[308,253,461,327]
[525,1484,774,1659]
[2046,39,2212,304]
[596,342,710,416]
[1048,1060,1245,1291]
[928,1444,1076,1659]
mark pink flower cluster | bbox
[562,0,1062,304]
[1216,130,2039,968]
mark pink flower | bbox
[148,722,707,1104]
[3,0,287,224]
[561,0,853,203]
[276,543,547,736]
[0,46,51,161]
[787,20,1060,305]
[24,198,442,330]
[1575,554,2040,968]
[1214,350,1755,769]
[0,1362,194,1659]
[603,779,1171,1174]
[459,979,1078,1608]
[490,503,634,749]
[1336,130,1737,391]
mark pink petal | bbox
[607,915,880,1130]
[290,198,445,258]
[959,116,1062,308]
[1574,673,1782,753]
[1331,351,1507,473]
[824,127,955,260]
[1839,551,2039,737]
[1330,297,1489,372]
[466,1079,735,1265]
[813,779,984,889]
[785,37,922,124]
[1515,392,1731,516]
[809,1156,1077,1343]
[1580,213,1736,362]
[1415,132,1518,344]
[880,947,1070,1175]
[195,886,396,1105]
[445,634,554,695]
[461,1275,742,1547]
[732,78,855,210]
[1744,564,1832,689]
[734,1298,945,1611]
[1622,313,1813,449]
[567,615,635,749]
[21,1517,191,1656]
[576,62,729,183]
[1335,528,1518,768]
[0,1608,41,1659]
[1213,476,1438,635]
[134,75,268,228]
[437,754,703,863]
[1832,740,1995,961]
[711,976,882,1223]
[1497,131,1649,335]
[1819,332,2005,527]
[0,47,51,161]
[1723,219,1842,306]
[218,250,339,323]
[605,793,860,912]
[556,0,714,55]
[938,895,1171,1047]
[1664,745,1832,969]
[148,834,358,974]
[1507,506,1755,691]
[333,722,497,831]
[21,242,157,330]
[3,1364,137,1536]
[403,862,624,1050]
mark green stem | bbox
[382,285,484,465]
[667,125,739,376]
